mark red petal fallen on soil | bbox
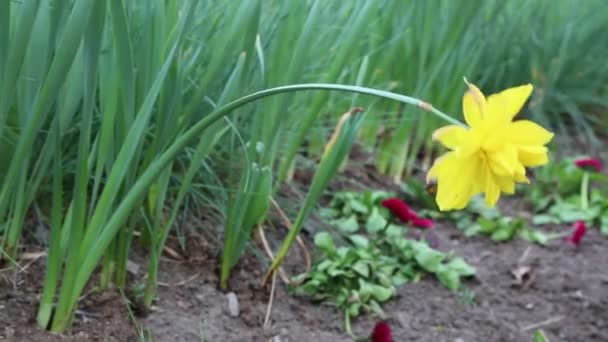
[371,321,392,342]
[574,158,604,173]
[566,220,587,246]
[381,198,417,223]
[411,217,433,229]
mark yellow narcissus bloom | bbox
[427,80,554,211]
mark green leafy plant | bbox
[292,228,475,334]
[525,158,589,212]
[529,157,608,236]
[533,189,608,235]
[319,190,395,232]
[413,185,555,245]
[291,191,475,334]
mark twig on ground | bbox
[518,246,532,265]
[157,272,201,287]
[270,196,311,272]
[257,224,290,284]
[263,271,277,329]
[521,316,564,331]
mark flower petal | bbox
[486,84,534,121]
[432,125,469,150]
[518,145,549,166]
[574,158,604,173]
[488,145,521,176]
[462,81,486,128]
[429,152,482,211]
[507,120,554,146]
[495,175,516,194]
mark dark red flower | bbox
[566,220,587,246]
[371,321,392,342]
[381,198,417,222]
[411,217,433,229]
[575,158,603,173]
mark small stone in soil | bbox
[226,292,240,317]
[4,327,15,338]
[126,260,140,275]
[177,300,190,310]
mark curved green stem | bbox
[345,311,353,337]
[68,83,461,314]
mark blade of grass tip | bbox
[70,83,459,324]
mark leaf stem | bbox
[581,171,589,210]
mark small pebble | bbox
[126,260,140,275]
[177,300,189,310]
[454,338,465,342]
[397,312,409,328]
[525,303,534,310]
[226,292,239,317]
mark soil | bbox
[2,156,608,341]
[139,218,608,342]
[0,258,137,341]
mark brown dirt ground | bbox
[0,259,137,341]
[141,225,608,342]
[1,157,608,342]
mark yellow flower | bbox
[427,80,554,211]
